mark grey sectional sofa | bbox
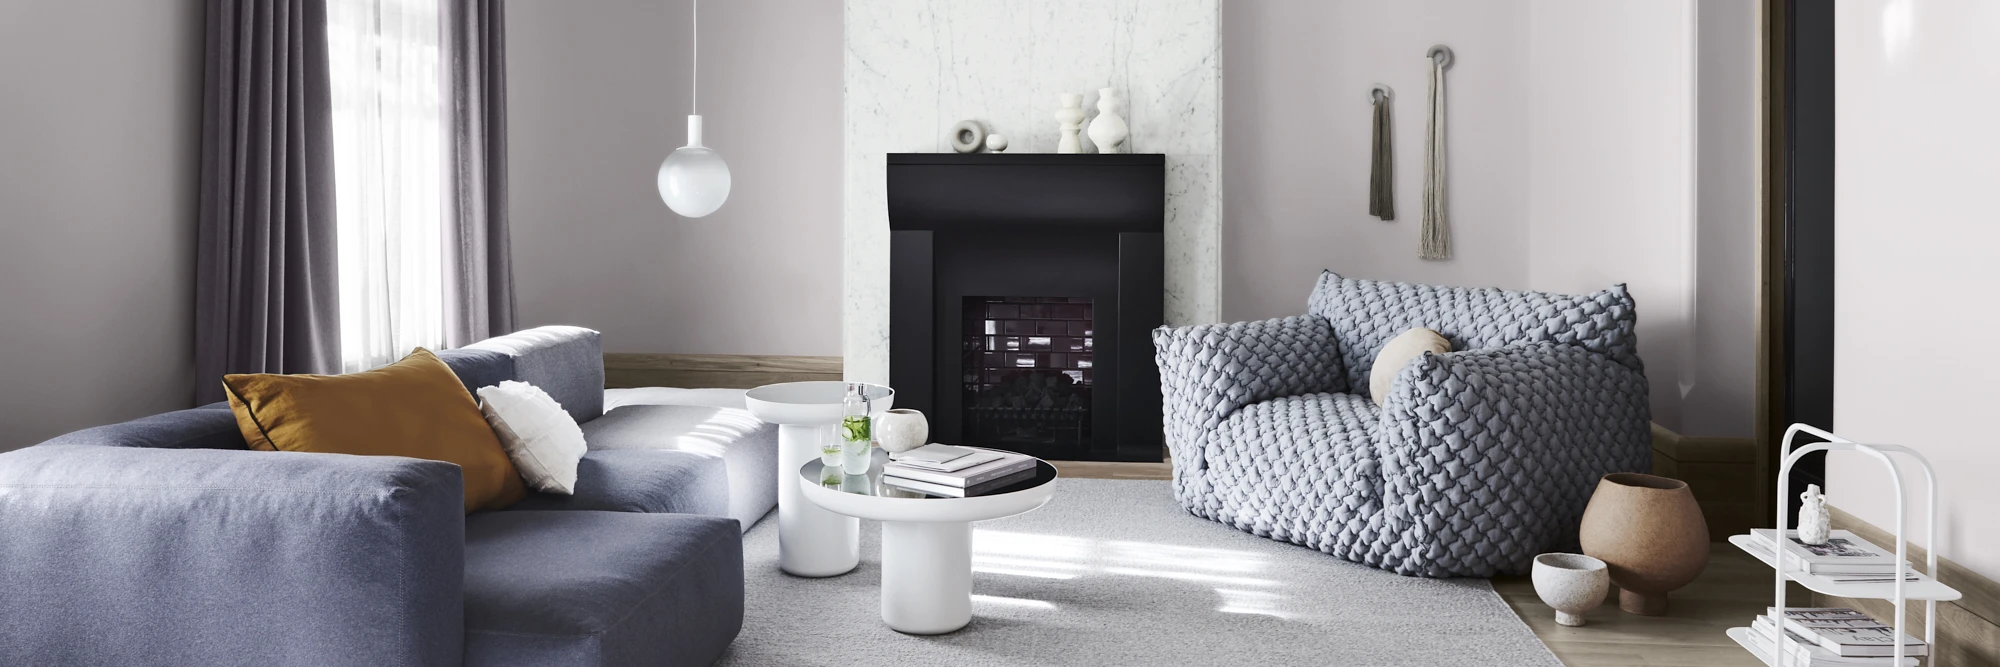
[1153,272,1653,577]
[0,326,775,667]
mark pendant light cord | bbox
[691,0,698,115]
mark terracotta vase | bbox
[1578,473,1709,616]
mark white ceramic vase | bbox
[1055,93,1086,154]
[1532,553,1609,627]
[1086,87,1129,154]
[1798,484,1831,545]
[875,408,930,454]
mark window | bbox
[327,0,446,372]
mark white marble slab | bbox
[844,0,1221,384]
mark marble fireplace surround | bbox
[843,0,1222,384]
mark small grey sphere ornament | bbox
[949,120,987,154]
[985,133,1009,152]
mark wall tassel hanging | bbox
[1368,85,1394,221]
[1421,44,1453,260]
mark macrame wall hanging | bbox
[1368,85,1394,221]
[1421,44,1453,260]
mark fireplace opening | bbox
[962,296,1093,448]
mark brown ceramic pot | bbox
[1577,473,1709,616]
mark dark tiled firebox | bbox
[887,154,1163,462]
[963,296,1095,449]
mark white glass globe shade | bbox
[657,145,731,218]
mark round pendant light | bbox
[658,0,730,218]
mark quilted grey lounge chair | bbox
[1152,272,1652,577]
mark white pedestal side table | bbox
[797,449,1057,634]
[744,381,893,577]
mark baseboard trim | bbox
[1816,504,2000,666]
[1650,423,1758,541]
[603,353,843,390]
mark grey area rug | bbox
[717,479,1559,666]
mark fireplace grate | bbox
[962,296,1093,448]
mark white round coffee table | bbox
[745,381,894,577]
[798,448,1057,635]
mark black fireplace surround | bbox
[887,153,1164,462]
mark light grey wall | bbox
[1224,0,1755,436]
[0,0,204,451]
[1686,0,1756,438]
[1221,0,1534,322]
[507,0,844,357]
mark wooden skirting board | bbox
[603,353,842,390]
[1650,423,1759,542]
[1815,505,2000,667]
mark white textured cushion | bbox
[478,380,588,495]
[1370,328,1451,405]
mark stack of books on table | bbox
[1745,607,1926,666]
[882,444,1037,498]
[1743,529,1921,583]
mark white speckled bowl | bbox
[1532,553,1610,627]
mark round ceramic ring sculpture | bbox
[1532,553,1609,627]
[875,408,929,454]
[949,120,987,154]
[1578,472,1710,616]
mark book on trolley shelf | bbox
[1746,529,1909,576]
[1746,615,1920,667]
[1764,607,1929,658]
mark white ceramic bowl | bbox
[1532,553,1610,627]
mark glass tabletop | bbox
[799,448,1058,500]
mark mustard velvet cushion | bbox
[1369,328,1452,405]
[222,348,527,513]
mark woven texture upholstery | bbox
[1308,271,1642,391]
[1154,272,1651,576]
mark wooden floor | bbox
[1056,461,1777,667]
[1494,542,1789,666]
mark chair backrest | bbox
[1307,271,1641,391]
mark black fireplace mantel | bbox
[887,153,1164,462]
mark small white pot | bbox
[1532,553,1609,627]
[875,409,930,454]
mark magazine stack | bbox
[1744,608,1926,666]
[882,444,1037,498]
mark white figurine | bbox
[1055,93,1086,154]
[1798,483,1831,545]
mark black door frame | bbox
[1769,0,1835,524]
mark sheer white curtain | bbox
[328,0,446,372]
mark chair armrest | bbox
[1376,343,1652,575]
[0,445,466,667]
[508,449,731,520]
[1152,315,1344,474]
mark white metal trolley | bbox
[1724,424,1961,665]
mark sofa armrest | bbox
[508,449,731,521]
[1152,315,1344,474]
[0,446,466,667]
[1376,343,1652,575]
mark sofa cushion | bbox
[479,381,589,495]
[509,449,728,517]
[462,511,743,667]
[221,348,526,513]
[577,404,778,532]
[438,347,515,397]
[465,326,604,424]
[1307,271,1641,392]
[1369,328,1450,405]
[35,407,248,450]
